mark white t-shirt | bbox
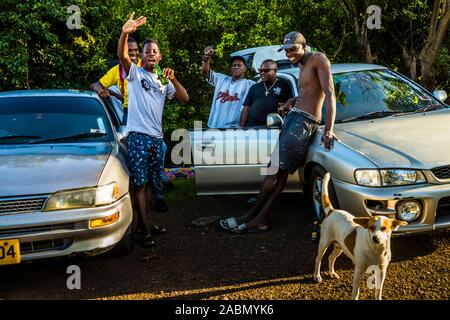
[124,63,176,138]
[206,71,255,128]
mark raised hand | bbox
[162,68,175,81]
[122,12,147,34]
[203,46,215,62]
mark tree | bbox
[419,0,450,90]
[335,0,375,63]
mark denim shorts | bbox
[270,108,320,174]
[126,132,164,187]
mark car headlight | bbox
[354,169,381,187]
[355,169,426,187]
[396,200,422,222]
[43,182,120,211]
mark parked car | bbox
[189,45,450,235]
[0,89,135,266]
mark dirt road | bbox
[0,180,449,300]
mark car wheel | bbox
[113,190,137,255]
[113,228,135,255]
[308,166,339,222]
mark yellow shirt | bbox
[99,59,142,107]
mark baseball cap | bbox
[230,55,246,65]
[277,31,306,52]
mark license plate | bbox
[0,239,21,265]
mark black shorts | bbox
[270,108,320,174]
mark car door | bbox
[190,73,301,195]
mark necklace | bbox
[263,79,277,96]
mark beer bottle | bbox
[154,63,168,86]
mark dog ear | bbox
[353,217,371,228]
[391,220,407,231]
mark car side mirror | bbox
[433,90,448,103]
[267,113,283,128]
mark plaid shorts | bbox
[126,132,164,187]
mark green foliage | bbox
[0,0,448,136]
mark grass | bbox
[164,178,197,202]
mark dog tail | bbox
[321,172,334,217]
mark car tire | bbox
[113,227,135,255]
[307,165,339,222]
[113,191,137,255]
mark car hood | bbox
[335,109,450,169]
[0,143,112,197]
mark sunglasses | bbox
[258,68,277,73]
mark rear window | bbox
[0,96,114,143]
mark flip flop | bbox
[151,224,168,235]
[218,217,238,231]
[230,223,269,234]
[141,234,156,248]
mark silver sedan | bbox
[190,46,450,234]
[0,90,134,265]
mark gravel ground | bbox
[0,179,449,300]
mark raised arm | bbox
[118,12,147,74]
[315,53,336,151]
[163,68,189,103]
[201,46,214,81]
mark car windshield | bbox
[0,96,114,144]
[321,69,445,123]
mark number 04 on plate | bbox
[0,239,21,265]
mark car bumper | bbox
[0,194,132,263]
[332,179,450,234]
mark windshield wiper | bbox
[395,104,446,116]
[341,111,399,123]
[0,135,41,144]
[29,132,107,144]
[412,104,445,113]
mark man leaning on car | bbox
[219,31,337,233]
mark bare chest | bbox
[298,65,319,91]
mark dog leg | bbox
[328,243,342,279]
[375,267,387,300]
[352,265,365,300]
[314,238,332,283]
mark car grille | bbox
[436,197,450,218]
[0,223,75,238]
[0,197,47,215]
[20,238,72,254]
[431,165,450,180]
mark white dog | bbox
[313,172,407,300]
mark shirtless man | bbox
[219,31,337,233]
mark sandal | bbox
[150,224,168,235]
[141,234,156,248]
[218,217,238,231]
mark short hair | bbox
[142,39,161,52]
[261,59,278,68]
[127,36,137,44]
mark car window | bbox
[320,70,444,123]
[0,96,114,144]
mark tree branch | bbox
[331,31,353,60]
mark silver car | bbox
[0,90,134,265]
[190,45,450,234]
